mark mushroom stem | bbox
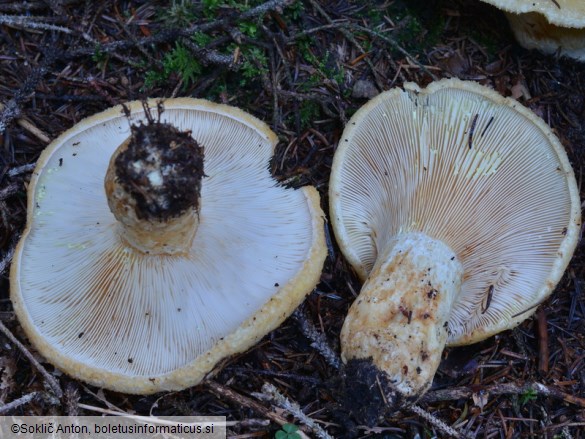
[341,232,463,402]
[104,121,205,255]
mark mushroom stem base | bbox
[341,232,463,400]
[104,125,204,255]
[114,207,199,255]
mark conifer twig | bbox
[253,383,333,439]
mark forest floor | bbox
[1,0,585,438]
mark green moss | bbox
[299,100,320,129]
[519,388,538,406]
[143,42,202,90]
[160,0,197,27]
[192,32,213,47]
[239,21,259,38]
[239,46,268,86]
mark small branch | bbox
[421,382,585,408]
[0,392,40,414]
[351,24,439,81]
[562,426,574,439]
[65,0,293,59]
[7,163,36,178]
[408,404,463,438]
[14,118,51,143]
[64,383,80,416]
[78,402,267,428]
[0,320,63,398]
[0,239,16,275]
[0,15,73,33]
[205,380,308,437]
[0,103,50,144]
[226,366,322,385]
[292,309,341,370]
[0,47,56,135]
[181,39,235,68]
[253,383,333,439]
[287,23,347,42]
[231,0,293,24]
[307,0,384,90]
[0,100,21,136]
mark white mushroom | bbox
[479,0,585,61]
[330,79,581,409]
[10,99,327,394]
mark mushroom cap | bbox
[11,99,327,394]
[504,11,585,61]
[479,0,585,28]
[330,78,581,346]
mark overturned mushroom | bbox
[329,79,581,419]
[11,99,327,394]
[480,0,585,61]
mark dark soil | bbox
[1,0,585,438]
[114,115,205,221]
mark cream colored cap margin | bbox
[480,0,585,28]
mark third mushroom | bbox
[329,78,581,419]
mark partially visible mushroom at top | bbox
[479,0,585,61]
[330,78,581,421]
[10,99,327,394]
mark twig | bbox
[0,100,21,136]
[0,103,50,144]
[181,39,235,68]
[64,0,293,59]
[225,0,293,26]
[205,380,310,437]
[7,163,36,178]
[226,366,322,385]
[0,391,40,414]
[287,23,348,41]
[0,239,16,275]
[0,47,56,135]
[307,0,384,91]
[292,309,341,370]
[64,383,80,416]
[78,402,265,427]
[14,118,51,143]
[350,24,439,81]
[421,382,585,407]
[0,15,73,33]
[408,404,463,438]
[253,383,333,439]
[0,320,63,398]
[562,425,574,439]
